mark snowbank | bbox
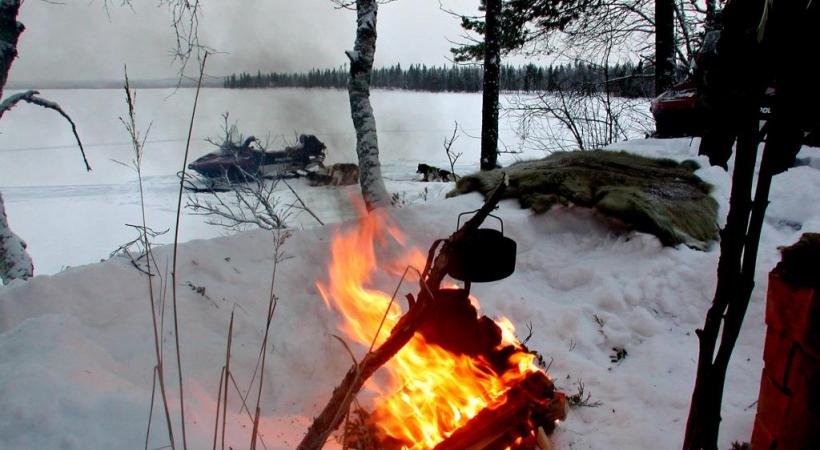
[1,138,819,449]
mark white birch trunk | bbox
[346,0,389,211]
[1,0,33,284]
[0,193,33,284]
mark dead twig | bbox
[282,178,324,226]
[250,228,290,450]
[211,367,225,450]
[0,90,90,171]
[120,69,176,450]
[220,310,234,450]
[443,121,462,181]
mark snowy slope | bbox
[1,138,819,449]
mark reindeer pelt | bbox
[447,150,719,250]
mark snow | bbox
[2,87,820,449]
[0,88,520,275]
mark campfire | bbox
[303,183,567,450]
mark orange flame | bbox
[317,206,543,449]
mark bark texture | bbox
[0,0,32,284]
[684,1,820,448]
[654,0,675,95]
[346,0,389,211]
[480,0,501,170]
[0,0,23,101]
[0,193,33,284]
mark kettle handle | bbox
[456,209,504,235]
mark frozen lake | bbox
[0,88,575,275]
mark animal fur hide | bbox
[447,151,719,250]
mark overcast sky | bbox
[9,0,488,83]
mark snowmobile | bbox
[187,134,327,184]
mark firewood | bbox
[536,426,551,450]
[296,179,508,450]
[431,372,566,450]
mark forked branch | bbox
[295,177,509,450]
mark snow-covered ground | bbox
[2,87,820,449]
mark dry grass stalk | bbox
[211,367,225,450]
[121,68,176,450]
[250,228,290,450]
[170,51,209,450]
[220,310,235,450]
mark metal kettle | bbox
[446,211,517,283]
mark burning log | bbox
[431,372,567,450]
[296,179,509,450]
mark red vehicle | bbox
[651,30,818,146]
[650,79,705,138]
[651,80,818,146]
[650,81,776,138]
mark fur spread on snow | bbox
[447,151,719,249]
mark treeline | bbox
[224,63,654,98]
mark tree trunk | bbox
[683,119,760,450]
[480,0,501,171]
[346,0,389,211]
[705,0,718,30]
[655,0,675,95]
[683,1,817,447]
[0,0,33,284]
[0,0,24,101]
[0,193,34,284]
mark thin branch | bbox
[282,178,325,226]
[443,121,462,181]
[0,90,90,171]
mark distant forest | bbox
[223,63,654,98]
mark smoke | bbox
[10,0,475,84]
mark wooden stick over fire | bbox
[296,178,509,450]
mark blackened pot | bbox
[447,228,517,282]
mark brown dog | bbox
[307,163,359,186]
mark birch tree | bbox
[1,0,89,284]
[0,0,29,284]
[333,0,391,210]
[0,193,32,284]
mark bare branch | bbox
[0,90,91,171]
[281,179,325,226]
[442,121,462,180]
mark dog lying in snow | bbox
[417,163,456,182]
[307,163,359,186]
